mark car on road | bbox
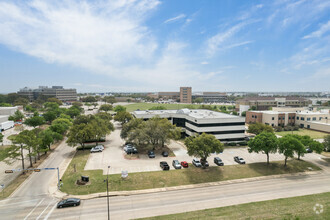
[234,156,246,164]
[172,160,182,169]
[192,158,202,167]
[162,151,169,157]
[306,148,313,153]
[214,157,224,166]
[90,145,104,153]
[181,161,188,168]
[57,198,81,208]
[160,161,170,170]
[148,150,155,158]
[200,159,209,167]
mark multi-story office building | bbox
[180,87,192,103]
[18,86,77,102]
[132,109,246,142]
[236,97,311,111]
[192,92,228,103]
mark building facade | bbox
[18,86,77,102]
[132,109,246,142]
[192,92,228,103]
[180,87,192,103]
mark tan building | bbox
[18,86,77,102]
[180,87,192,103]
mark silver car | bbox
[192,158,202,167]
[90,145,104,153]
[172,160,182,169]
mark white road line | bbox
[36,201,53,220]
[43,202,57,220]
[0,199,40,207]
[23,198,45,220]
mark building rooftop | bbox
[238,96,307,101]
[133,108,241,119]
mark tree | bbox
[324,135,330,152]
[114,111,133,124]
[185,133,224,167]
[81,96,96,102]
[72,101,83,107]
[114,105,126,112]
[39,129,54,151]
[6,134,26,172]
[8,110,24,122]
[24,116,45,128]
[103,96,116,104]
[67,123,95,150]
[47,98,62,105]
[99,104,113,112]
[248,131,278,164]
[43,111,57,123]
[95,112,112,121]
[241,111,246,117]
[278,135,303,166]
[14,97,29,107]
[66,105,83,118]
[250,106,257,110]
[248,122,274,135]
[121,118,144,139]
[192,97,203,104]
[309,140,324,154]
[89,117,114,144]
[287,134,311,160]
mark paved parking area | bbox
[84,123,320,175]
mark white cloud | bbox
[201,61,209,65]
[226,41,254,49]
[303,20,330,39]
[164,14,186,24]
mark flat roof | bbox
[0,107,17,109]
[133,109,241,119]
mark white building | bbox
[132,109,246,142]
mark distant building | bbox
[132,109,246,142]
[180,87,192,103]
[158,92,180,100]
[236,97,311,112]
[18,86,77,102]
[192,92,227,103]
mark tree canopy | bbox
[278,135,304,166]
[114,111,133,124]
[8,110,24,122]
[114,105,126,112]
[24,116,45,128]
[248,131,278,164]
[248,122,274,135]
[185,133,224,166]
[99,104,113,112]
[324,135,330,152]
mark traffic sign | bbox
[5,170,13,174]
[34,169,41,172]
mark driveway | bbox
[84,124,323,175]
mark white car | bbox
[192,158,202,167]
[90,145,104,153]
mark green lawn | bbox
[140,192,330,220]
[275,129,328,139]
[60,150,320,195]
[0,145,12,162]
[124,103,223,112]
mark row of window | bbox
[296,116,327,121]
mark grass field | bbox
[0,145,12,162]
[60,150,320,195]
[275,129,328,139]
[124,103,226,112]
[140,192,330,220]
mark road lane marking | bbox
[0,199,40,207]
[43,202,57,220]
[23,198,45,220]
[36,201,53,220]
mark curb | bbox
[54,170,324,200]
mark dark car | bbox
[234,156,246,164]
[306,148,313,153]
[214,157,224,166]
[160,161,170,170]
[161,151,169,157]
[181,161,189,168]
[57,198,81,208]
[148,150,155,158]
[200,159,209,167]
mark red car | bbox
[181,161,188,168]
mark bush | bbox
[227,142,236,146]
[274,126,282,132]
[237,141,248,146]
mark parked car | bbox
[162,151,169,157]
[172,160,182,169]
[181,161,188,168]
[148,150,155,158]
[57,198,81,208]
[306,148,313,153]
[192,158,202,167]
[124,145,138,154]
[90,145,104,153]
[200,159,209,167]
[234,156,246,164]
[160,161,170,170]
[214,157,224,166]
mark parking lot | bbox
[84,122,319,175]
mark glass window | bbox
[301,117,304,121]
[272,117,274,120]
[297,117,299,120]
[312,117,316,121]
[307,118,310,121]
[319,117,322,120]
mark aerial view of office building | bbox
[18,86,77,102]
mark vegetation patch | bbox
[139,192,330,220]
[0,145,12,162]
[275,129,328,139]
[60,150,320,195]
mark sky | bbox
[0,0,330,93]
